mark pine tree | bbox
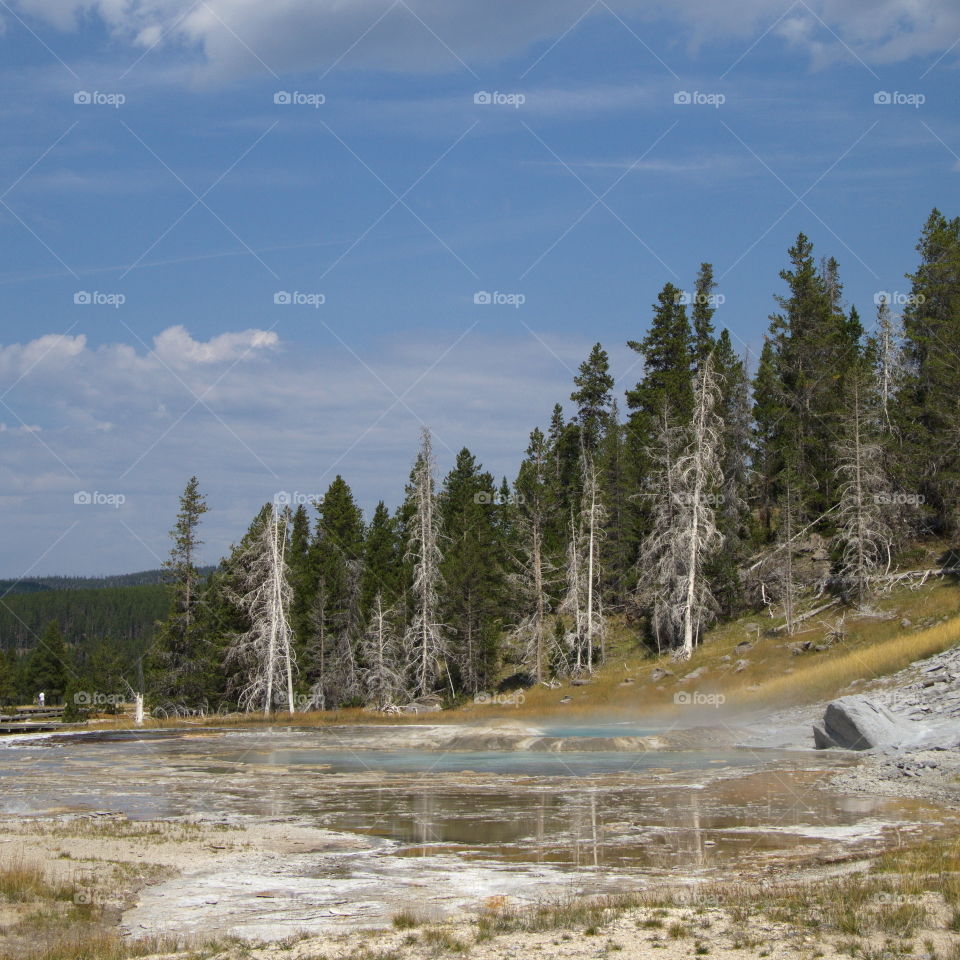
[150,476,210,707]
[545,402,582,547]
[439,448,506,695]
[691,262,718,367]
[759,236,863,521]
[898,209,960,534]
[571,342,614,457]
[360,502,403,616]
[626,283,695,429]
[304,476,365,708]
[26,621,70,704]
[0,649,18,706]
[287,504,313,664]
[625,282,695,559]
[711,330,752,614]
[598,402,631,604]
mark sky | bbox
[0,0,958,576]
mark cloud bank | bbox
[8,0,959,79]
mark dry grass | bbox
[0,854,223,960]
[24,817,233,843]
[739,613,960,706]
[0,859,72,904]
[0,930,187,960]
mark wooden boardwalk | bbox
[0,722,62,734]
[0,706,66,735]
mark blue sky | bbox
[0,0,958,576]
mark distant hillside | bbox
[0,567,216,595]
[0,584,171,655]
[0,567,214,659]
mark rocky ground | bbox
[738,642,960,804]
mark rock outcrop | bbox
[813,696,919,750]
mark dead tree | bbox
[559,456,607,675]
[361,592,407,710]
[559,510,584,673]
[637,356,724,660]
[874,295,902,433]
[509,436,557,683]
[225,506,296,715]
[636,408,685,654]
[580,455,607,670]
[832,373,894,607]
[404,428,448,698]
[675,354,724,659]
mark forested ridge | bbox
[4,210,959,714]
[0,568,215,595]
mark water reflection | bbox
[1,727,951,878]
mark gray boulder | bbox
[813,695,921,750]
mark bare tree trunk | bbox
[586,470,596,672]
[680,355,722,659]
[225,507,297,714]
[783,485,796,636]
[832,372,894,609]
[405,428,447,698]
[532,525,545,683]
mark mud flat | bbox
[2,721,958,949]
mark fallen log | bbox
[870,567,960,590]
[772,597,840,632]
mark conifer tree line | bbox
[140,210,960,713]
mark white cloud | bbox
[8,0,960,78]
[151,325,279,366]
[0,333,87,378]
[0,422,42,433]
[0,323,603,575]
